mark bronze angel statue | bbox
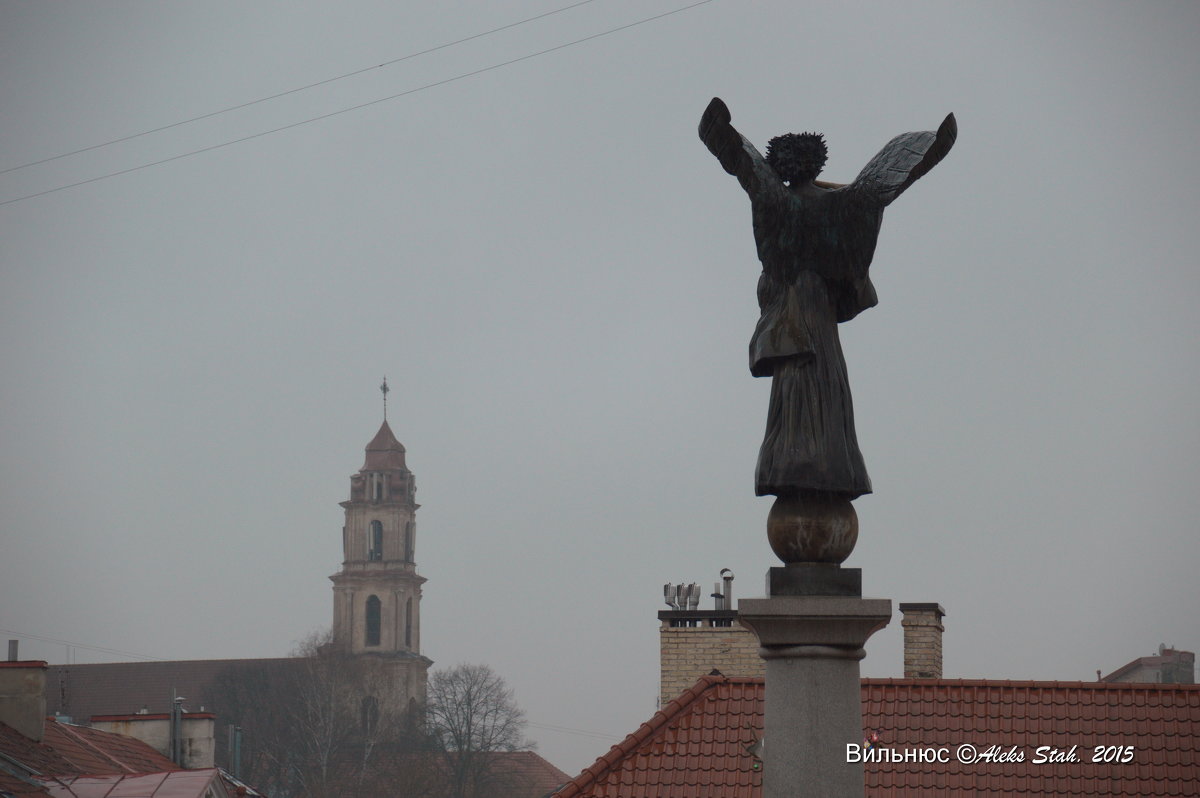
[700,97,956,505]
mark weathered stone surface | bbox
[738,595,891,798]
[767,564,862,597]
[766,494,859,564]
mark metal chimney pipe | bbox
[170,690,178,764]
[170,692,186,765]
[687,583,700,611]
[721,569,734,611]
[228,724,243,778]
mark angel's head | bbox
[766,132,827,184]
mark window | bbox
[365,595,381,646]
[405,597,413,648]
[361,695,379,733]
[368,521,383,561]
[403,521,414,563]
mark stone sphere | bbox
[767,495,859,564]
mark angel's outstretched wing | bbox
[850,113,957,207]
[699,97,780,198]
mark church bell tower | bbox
[330,380,430,702]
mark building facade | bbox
[42,412,433,752]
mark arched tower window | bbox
[368,521,383,561]
[405,597,413,649]
[404,521,414,563]
[361,695,379,733]
[365,595,381,646]
[373,474,384,501]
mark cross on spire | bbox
[380,377,390,420]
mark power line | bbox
[0,0,599,177]
[0,0,712,209]
[0,628,162,662]
[527,720,623,741]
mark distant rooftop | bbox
[553,675,1200,798]
[1102,646,1194,684]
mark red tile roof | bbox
[41,769,222,798]
[0,717,182,798]
[552,675,1200,797]
[316,750,569,798]
[0,717,178,779]
[0,719,76,776]
[555,676,763,798]
[485,751,572,797]
[0,774,52,797]
[43,718,179,775]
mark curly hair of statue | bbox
[765,132,827,184]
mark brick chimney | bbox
[0,659,48,741]
[899,603,945,679]
[658,571,764,705]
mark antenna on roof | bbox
[380,377,390,421]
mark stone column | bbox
[739,594,890,797]
[738,496,891,797]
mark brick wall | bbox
[899,603,945,679]
[659,619,763,706]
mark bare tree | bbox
[208,657,307,796]
[425,663,534,798]
[207,630,435,798]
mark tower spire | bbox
[380,376,389,421]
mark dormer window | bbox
[368,521,383,561]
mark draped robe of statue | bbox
[699,98,956,499]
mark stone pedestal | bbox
[738,595,891,798]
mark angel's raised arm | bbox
[699,97,777,197]
[849,113,957,207]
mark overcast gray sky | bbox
[2,0,1198,775]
